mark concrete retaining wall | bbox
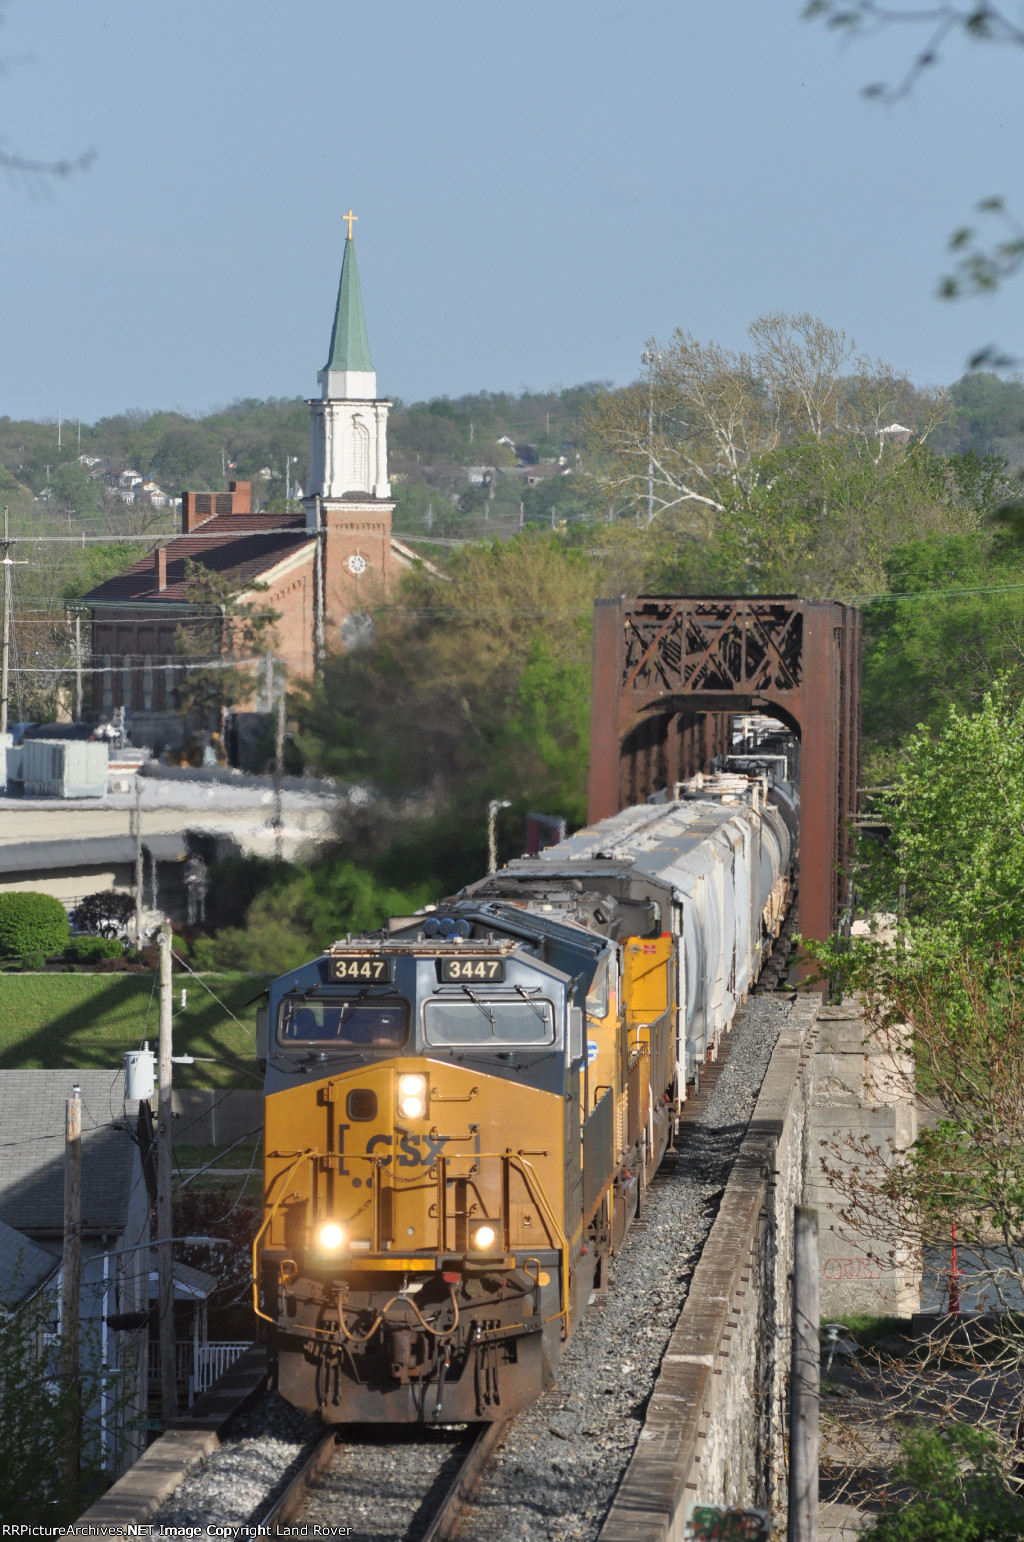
[598,993,919,1540]
[808,1004,919,1318]
[599,996,820,1540]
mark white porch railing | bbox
[148,1339,250,1404]
[194,1341,250,1396]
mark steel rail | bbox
[419,1419,507,1542]
[255,1428,340,1529]
[255,1418,506,1538]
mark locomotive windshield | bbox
[424,996,554,1046]
[278,994,410,1048]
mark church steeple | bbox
[307,209,391,506]
[319,212,377,400]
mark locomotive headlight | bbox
[471,1224,497,1251]
[318,1222,346,1251]
[398,1074,427,1120]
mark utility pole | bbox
[0,509,26,736]
[1,506,10,736]
[133,776,144,946]
[273,669,285,862]
[787,1206,820,1542]
[157,926,177,1426]
[60,1083,82,1490]
[75,612,83,721]
[57,403,62,449]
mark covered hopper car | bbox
[252,770,797,1424]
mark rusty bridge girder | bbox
[586,595,862,944]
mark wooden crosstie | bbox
[588,595,861,945]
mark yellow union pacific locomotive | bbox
[253,773,796,1423]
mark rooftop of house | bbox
[146,1254,218,1301]
[0,1216,60,1308]
[0,1070,143,1238]
[82,509,313,606]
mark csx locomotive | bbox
[252,770,797,1423]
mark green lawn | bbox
[0,972,271,1084]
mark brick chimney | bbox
[180,479,252,534]
[155,546,168,591]
[229,480,251,513]
[181,491,214,535]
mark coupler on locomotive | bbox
[261,1248,565,1423]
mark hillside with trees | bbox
[4,319,1023,789]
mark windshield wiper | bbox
[338,986,376,1018]
[461,984,497,1035]
[513,984,548,1024]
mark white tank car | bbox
[464,773,798,1097]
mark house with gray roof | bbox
[0,1216,59,1309]
[0,1068,151,1475]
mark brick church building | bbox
[84,225,425,751]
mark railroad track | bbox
[257,1418,507,1541]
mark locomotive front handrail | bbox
[252,1148,318,1324]
[254,1144,570,1331]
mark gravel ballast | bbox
[149,994,788,1540]
[450,993,788,1542]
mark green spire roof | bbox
[324,238,373,374]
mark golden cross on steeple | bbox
[342,208,358,240]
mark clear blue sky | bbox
[2,0,1021,422]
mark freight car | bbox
[252,770,797,1424]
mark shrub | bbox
[94,956,146,973]
[0,894,69,958]
[69,890,136,938]
[19,950,47,972]
[66,936,123,964]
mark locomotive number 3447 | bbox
[440,957,506,982]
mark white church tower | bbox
[304,212,395,621]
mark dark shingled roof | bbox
[0,1070,142,1237]
[83,511,314,605]
[0,1217,59,1307]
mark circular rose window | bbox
[347,553,368,576]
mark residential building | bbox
[0,1069,152,1474]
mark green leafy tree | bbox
[298,533,596,812]
[853,675,1024,955]
[0,1293,109,1524]
[581,311,941,527]
[192,859,432,974]
[48,460,101,519]
[865,1425,1024,1541]
[861,526,1024,772]
[290,533,596,898]
[173,560,279,726]
[809,683,1024,1521]
[705,436,958,598]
